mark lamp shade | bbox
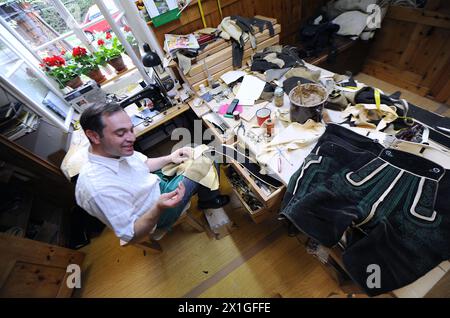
[142,43,162,67]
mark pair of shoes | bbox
[198,195,230,210]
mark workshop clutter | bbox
[168,16,280,91]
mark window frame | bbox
[0,0,153,133]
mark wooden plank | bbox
[387,6,450,29]
[191,34,280,90]
[196,39,228,61]
[363,59,430,96]
[367,18,415,66]
[195,16,279,62]
[397,24,430,69]
[186,43,255,84]
[434,78,450,103]
[188,24,281,77]
[254,15,277,24]
[429,58,450,99]
[0,233,84,298]
[192,65,235,91]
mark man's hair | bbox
[79,102,124,138]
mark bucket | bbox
[288,83,328,124]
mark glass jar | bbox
[274,87,284,107]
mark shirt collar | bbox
[88,148,127,174]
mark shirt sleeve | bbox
[134,151,148,163]
[89,190,140,243]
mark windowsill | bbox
[101,67,143,97]
[100,64,137,86]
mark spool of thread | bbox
[233,110,240,120]
[265,119,274,137]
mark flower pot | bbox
[66,76,83,89]
[87,67,107,84]
[108,55,128,74]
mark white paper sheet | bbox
[235,75,266,104]
[220,70,246,85]
[240,102,268,122]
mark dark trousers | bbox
[281,124,450,295]
[157,163,220,229]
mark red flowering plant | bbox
[39,53,82,89]
[68,46,102,74]
[93,32,125,64]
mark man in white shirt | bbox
[75,102,229,244]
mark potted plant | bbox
[94,32,128,73]
[40,54,83,89]
[70,46,106,84]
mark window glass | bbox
[5,62,49,105]
[0,1,72,48]
[36,35,83,58]
[0,41,20,74]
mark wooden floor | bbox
[74,74,448,298]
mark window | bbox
[0,0,149,132]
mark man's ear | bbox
[85,129,101,145]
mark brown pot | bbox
[108,55,128,74]
[87,67,107,84]
[66,76,83,89]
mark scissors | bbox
[135,113,154,127]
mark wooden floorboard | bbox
[74,73,447,298]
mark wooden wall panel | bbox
[149,0,326,47]
[363,1,450,103]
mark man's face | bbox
[89,110,136,158]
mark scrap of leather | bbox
[162,145,219,190]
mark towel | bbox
[256,120,325,165]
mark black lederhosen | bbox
[281,124,450,296]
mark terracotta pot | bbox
[66,76,83,89]
[87,67,106,84]
[108,55,128,74]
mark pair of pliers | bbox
[236,121,246,136]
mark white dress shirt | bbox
[75,150,161,243]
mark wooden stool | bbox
[120,203,205,253]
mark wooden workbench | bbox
[185,61,450,298]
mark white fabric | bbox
[332,11,369,37]
[75,150,161,243]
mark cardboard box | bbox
[204,207,234,240]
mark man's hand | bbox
[157,182,186,210]
[170,147,193,164]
